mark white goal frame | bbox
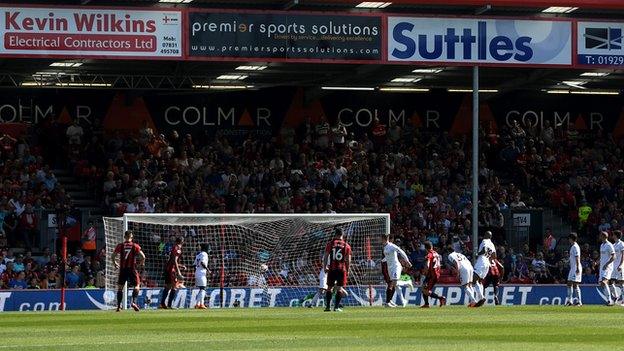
[110,213,391,309]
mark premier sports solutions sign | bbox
[577,21,624,67]
[0,6,183,59]
[187,11,382,62]
[387,17,572,66]
[0,285,616,311]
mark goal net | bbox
[103,214,389,309]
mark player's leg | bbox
[310,288,324,307]
[472,272,486,306]
[426,278,446,307]
[160,271,171,309]
[492,279,500,305]
[324,270,335,311]
[615,280,624,304]
[333,270,347,311]
[600,277,613,305]
[608,279,618,303]
[130,270,140,311]
[565,281,574,306]
[386,280,397,307]
[573,282,582,306]
[116,269,127,312]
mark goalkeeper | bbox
[160,237,186,309]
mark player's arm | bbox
[575,254,581,274]
[618,248,624,272]
[111,245,120,269]
[322,242,331,272]
[604,250,615,270]
[346,251,351,274]
[137,249,146,268]
[396,245,412,268]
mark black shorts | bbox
[483,274,500,288]
[327,269,347,287]
[163,270,177,285]
[118,267,139,287]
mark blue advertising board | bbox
[0,285,615,311]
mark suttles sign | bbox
[577,21,624,67]
[0,6,182,58]
[388,17,572,66]
[188,11,382,61]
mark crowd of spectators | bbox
[2,107,621,289]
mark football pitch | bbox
[2,306,623,351]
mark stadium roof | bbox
[0,0,622,96]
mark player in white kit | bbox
[599,231,616,306]
[447,250,477,307]
[381,234,412,307]
[609,230,624,305]
[473,231,496,307]
[194,244,209,309]
[565,233,582,306]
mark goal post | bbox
[103,213,390,309]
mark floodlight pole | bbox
[471,66,479,262]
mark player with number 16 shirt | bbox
[322,228,352,312]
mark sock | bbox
[566,286,573,303]
[615,283,623,301]
[603,285,612,303]
[608,284,617,301]
[311,292,320,306]
[465,286,476,303]
[474,282,484,300]
[334,290,343,309]
[493,286,500,305]
[167,289,177,307]
[197,289,206,306]
[429,292,441,300]
[161,288,170,306]
[117,290,123,308]
[422,292,429,306]
[386,287,395,304]
[132,289,139,304]
[325,291,333,309]
[574,286,582,304]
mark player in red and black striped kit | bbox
[160,237,186,309]
[111,230,146,312]
[322,228,352,312]
[421,241,446,308]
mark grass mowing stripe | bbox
[2,306,624,351]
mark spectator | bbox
[65,265,83,288]
[8,271,27,289]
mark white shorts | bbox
[567,267,582,283]
[474,256,490,279]
[600,266,614,281]
[195,272,207,287]
[458,266,473,286]
[319,269,328,290]
[610,267,623,281]
[388,265,401,281]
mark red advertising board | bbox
[0,5,183,59]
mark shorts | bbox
[600,266,614,281]
[386,264,401,281]
[474,256,490,280]
[164,270,177,285]
[319,269,328,290]
[483,274,500,288]
[610,267,622,281]
[458,266,473,286]
[327,269,347,287]
[568,267,582,283]
[195,272,207,287]
[423,274,438,291]
[118,268,140,287]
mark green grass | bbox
[1,306,623,350]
